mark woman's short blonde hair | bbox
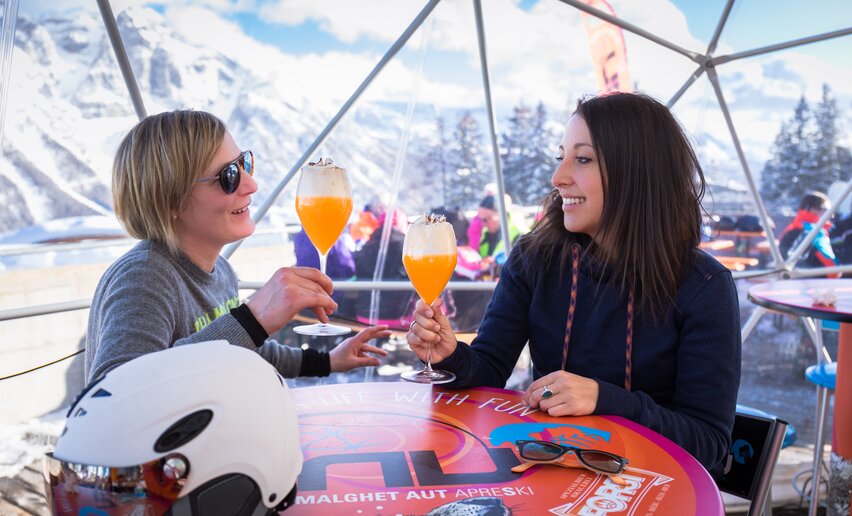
[112,110,226,255]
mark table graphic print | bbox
[289,383,722,515]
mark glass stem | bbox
[318,251,328,326]
[318,251,328,276]
[424,345,434,372]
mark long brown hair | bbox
[526,92,706,320]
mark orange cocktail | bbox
[296,196,353,255]
[401,215,457,384]
[292,158,353,337]
[403,253,456,305]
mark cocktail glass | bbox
[401,215,457,384]
[293,158,353,336]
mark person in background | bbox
[293,228,356,280]
[86,110,389,383]
[779,191,840,272]
[354,208,414,328]
[350,194,387,248]
[475,194,524,280]
[828,180,852,265]
[466,184,498,248]
[293,227,357,318]
[407,92,741,472]
[831,215,852,265]
[432,205,491,332]
[433,205,470,249]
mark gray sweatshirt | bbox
[85,240,304,382]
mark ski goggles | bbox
[512,440,630,484]
[43,451,188,516]
[195,149,254,194]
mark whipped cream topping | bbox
[307,157,341,168]
[405,214,456,257]
[299,159,350,197]
[414,213,447,225]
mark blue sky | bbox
[26,0,852,62]
[672,0,851,61]
[229,13,374,55]
[177,0,852,63]
[19,0,850,164]
[209,0,851,106]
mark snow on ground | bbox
[0,410,65,478]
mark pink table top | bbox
[748,279,852,323]
[288,382,723,515]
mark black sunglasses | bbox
[514,440,628,475]
[195,150,254,194]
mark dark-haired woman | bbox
[406,92,740,472]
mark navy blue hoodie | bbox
[434,236,741,471]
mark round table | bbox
[748,278,852,513]
[289,382,723,515]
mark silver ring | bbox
[409,321,416,332]
[541,385,553,399]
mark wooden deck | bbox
[0,462,46,515]
[716,255,760,271]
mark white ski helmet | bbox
[43,340,303,515]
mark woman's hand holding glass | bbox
[401,215,457,383]
[245,266,338,335]
[523,370,600,417]
[407,298,458,364]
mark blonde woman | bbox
[86,110,388,382]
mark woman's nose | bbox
[240,168,258,195]
[552,162,571,188]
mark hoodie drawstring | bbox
[561,244,634,392]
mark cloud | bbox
[761,59,805,83]
[24,0,852,159]
[255,0,427,44]
[20,0,150,17]
[159,4,481,111]
[162,4,282,67]
[611,0,707,54]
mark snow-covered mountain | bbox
[0,6,426,236]
[1,5,766,240]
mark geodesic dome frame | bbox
[0,0,850,324]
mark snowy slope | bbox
[1,6,415,237]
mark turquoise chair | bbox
[804,362,836,516]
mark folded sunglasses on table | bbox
[511,440,630,486]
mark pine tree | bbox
[813,84,849,186]
[500,102,556,206]
[759,123,794,211]
[501,104,534,204]
[414,115,452,210]
[446,111,489,211]
[759,96,817,214]
[760,86,850,216]
[527,102,558,204]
